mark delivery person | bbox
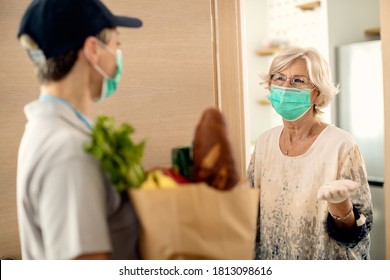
[16,0,142,259]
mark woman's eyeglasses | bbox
[270,73,311,88]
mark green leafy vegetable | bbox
[84,115,146,192]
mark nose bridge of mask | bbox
[272,84,309,93]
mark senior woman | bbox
[247,47,373,259]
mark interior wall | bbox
[95,0,216,169]
[327,0,380,80]
[380,0,390,260]
[0,0,37,259]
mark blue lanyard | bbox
[39,95,93,129]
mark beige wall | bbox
[0,0,245,258]
[94,0,217,168]
[380,0,390,260]
[0,0,37,259]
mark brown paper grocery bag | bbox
[128,183,259,260]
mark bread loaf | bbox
[193,108,239,190]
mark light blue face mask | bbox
[268,84,312,121]
[91,47,123,102]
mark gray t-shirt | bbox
[17,99,139,259]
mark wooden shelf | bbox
[365,27,380,36]
[258,98,271,105]
[256,47,282,56]
[296,1,321,11]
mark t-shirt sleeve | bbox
[39,157,112,259]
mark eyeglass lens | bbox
[271,73,309,88]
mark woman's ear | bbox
[311,87,320,104]
[314,88,320,98]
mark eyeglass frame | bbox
[270,72,313,89]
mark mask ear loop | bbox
[83,48,110,79]
[95,41,119,79]
[91,62,110,79]
[83,48,108,102]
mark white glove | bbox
[317,179,359,203]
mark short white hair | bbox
[261,47,339,115]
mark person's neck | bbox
[283,113,319,141]
[40,72,91,117]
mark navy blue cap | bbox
[18,0,142,59]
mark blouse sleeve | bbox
[246,146,262,259]
[327,143,373,255]
[246,149,256,189]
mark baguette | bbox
[193,108,239,190]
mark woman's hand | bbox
[317,179,359,228]
[317,179,359,203]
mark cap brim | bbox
[114,16,142,28]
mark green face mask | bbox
[92,48,123,102]
[268,84,312,121]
